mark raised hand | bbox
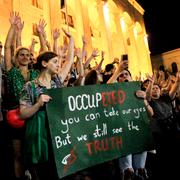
[53,28,60,40]
[9,11,20,26]
[91,48,99,58]
[37,19,47,35]
[16,17,24,31]
[118,59,128,71]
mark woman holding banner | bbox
[19,29,74,179]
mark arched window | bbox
[61,0,65,9]
[32,0,42,9]
[61,11,74,28]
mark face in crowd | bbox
[151,84,161,99]
[15,48,30,67]
[118,70,132,82]
[43,56,60,75]
[30,53,37,65]
[35,51,60,75]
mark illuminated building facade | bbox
[151,48,180,72]
[0,0,152,78]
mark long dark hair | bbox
[34,51,57,71]
[84,70,98,85]
[171,62,178,76]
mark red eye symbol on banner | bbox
[63,146,77,173]
[62,154,71,165]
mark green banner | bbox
[46,81,154,179]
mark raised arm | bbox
[4,12,20,71]
[53,28,60,54]
[107,59,128,84]
[81,35,87,62]
[74,48,84,77]
[15,16,24,48]
[156,70,165,87]
[136,90,154,117]
[58,28,74,83]
[29,38,38,55]
[95,50,105,72]
[74,48,85,86]
[169,71,180,99]
[36,19,47,53]
[46,40,51,51]
[84,48,99,69]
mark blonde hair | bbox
[13,46,30,67]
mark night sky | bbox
[136,1,180,55]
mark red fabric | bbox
[6,108,25,128]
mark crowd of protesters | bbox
[0,12,180,180]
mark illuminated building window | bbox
[32,0,42,9]
[127,38,131,46]
[61,0,65,9]
[67,15,74,28]
[61,11,74,28]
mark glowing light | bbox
[133,26,138,39]
[120,17,126,32]
[144,34,149,49]
[103,2,110,24]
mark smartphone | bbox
[121,54,128,61]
